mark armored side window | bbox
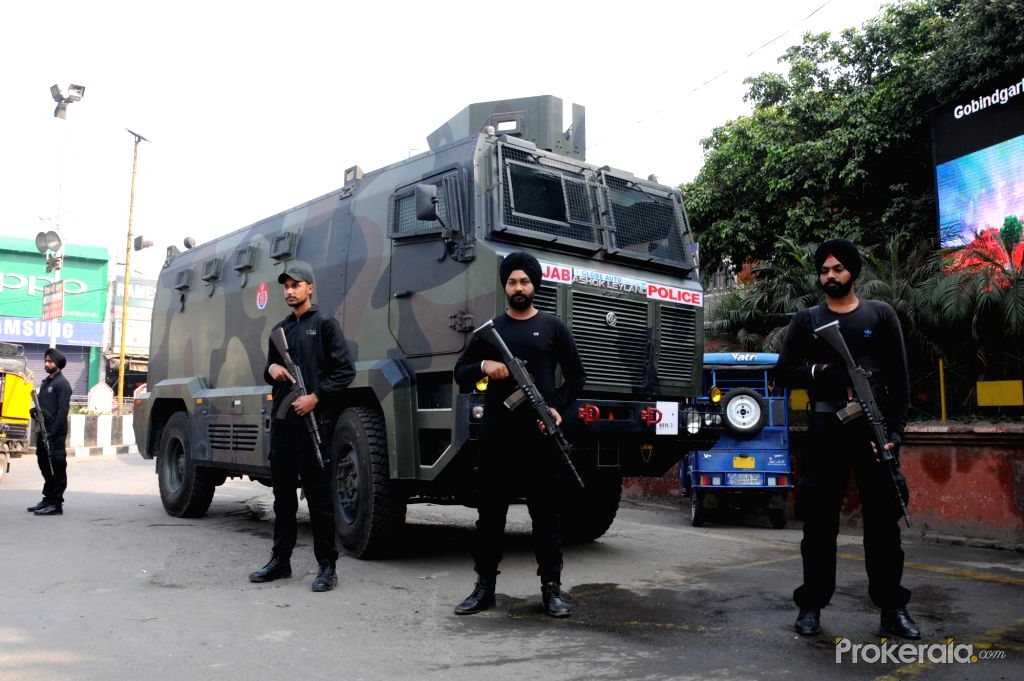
[233,245,257,273]
[270,231,298,261]
[173,268,193,292]
[200,257,222,283]
[391,175,453,237]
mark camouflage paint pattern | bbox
[136,96,715,493]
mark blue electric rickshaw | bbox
[681,352,794,528]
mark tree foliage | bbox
[683,0,1024,271]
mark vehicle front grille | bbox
[209,423,259,452]
[570,291,650,387]
[657,305,698,384]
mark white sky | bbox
[1,0,887,278]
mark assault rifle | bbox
[270,327,325,470]
[29,389,54,477]
[473,320,585,488]
[814,320,912,527]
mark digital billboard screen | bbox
[930,73,1024,247]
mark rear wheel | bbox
[561,469,622,543]
[332,406,406,559]
[157,412,216,518]
[690,490,705,527]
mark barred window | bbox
[393,181,450,236]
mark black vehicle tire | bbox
[157,411,216,518]
[561,469,622,544]
[721,388,769,438]
[769,507,788,529]
[690,490,705,527]
[332,406,407,559]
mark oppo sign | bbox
[0,272,88,296]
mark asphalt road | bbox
[1,454,1021,681]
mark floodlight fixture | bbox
[133,235,154,251]
[50,82,85,119]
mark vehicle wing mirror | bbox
[415,184,439,222]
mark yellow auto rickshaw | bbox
[0,342,33,482]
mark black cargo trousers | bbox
[269,416,338,565]
[793,411,910,610]
[38,429,68,505]
[472,423,563,583]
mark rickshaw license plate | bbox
[732,456,755,469]
[727,473,763,486]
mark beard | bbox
[286,294,309,309]
[507,291,534,311]
[820,278,854,299]
[44,365,57,374]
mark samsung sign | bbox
[0,316,104,347]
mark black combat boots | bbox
[881,608,921,639]
[454,576,496,615]
[248,556,292,583]
[26,500,48,512]
[541,582,572,618]
[794,608,821,636]
[311,562,338,592]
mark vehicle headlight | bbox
[686,410,701,434]
[471,405,485,420]
[703,412,713,426]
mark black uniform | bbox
[264,304,355,565]
[37,370,72,506]
[777,299,911,610]
[454,311,586,582]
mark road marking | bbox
[871,618,1024,681]
[837,551,1024,587]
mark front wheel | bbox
[561,469,622,544]
[332,406,406,559]
[157,412,216,518]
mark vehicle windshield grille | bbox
[498,143,691,267]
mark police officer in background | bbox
[776,239,919,639]
[452,251,586,618]
[249,267,355,592]
[27,348,72,516]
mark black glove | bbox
[888,431,903,458]
[29,407,39,419]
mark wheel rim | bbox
[334,445,360,526]
[163,438,185,493]
[726,395,762,430]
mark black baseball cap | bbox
[277,267,314,285]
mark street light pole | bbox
[117,130,149,415]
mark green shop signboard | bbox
[0,237,109,322]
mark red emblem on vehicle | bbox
[256,282,269,310]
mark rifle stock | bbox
[270,327,325,470]
[474,320,585,488]
[814,320,911,527]
[30,389,54,477]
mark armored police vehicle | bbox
[135,96,721,557]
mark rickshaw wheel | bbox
[690,490,705,527]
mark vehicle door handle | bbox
[393,290,413,299]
